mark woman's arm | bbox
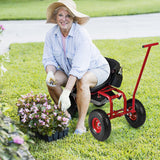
[65,75,77,91]
[46,65,56,74]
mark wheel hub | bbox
[129,112,137,121]
[92,118,101,133]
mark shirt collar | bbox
[54,23,76,38]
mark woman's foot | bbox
[74,128,86,135]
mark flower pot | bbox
[63,127,69,137]
[52,131,58,141]
[35,128,69,142]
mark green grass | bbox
[0,37,160,159]
[0,0,160,20]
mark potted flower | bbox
[16,92,70,142]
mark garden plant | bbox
[17,92,69,140]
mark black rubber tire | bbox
[125,99,146,128]
[88,109,111,141]
[94,104,105,107]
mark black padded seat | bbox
[90,57,122,93]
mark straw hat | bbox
[46,0,89,25]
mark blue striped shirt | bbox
[43,23,110,79]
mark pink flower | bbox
[29,114,33,119]
[53,112,57,116]
[25,108,29,113]
[54,105,57,109]
[19,108,24,115]
[62,117,68,121]
[43,102,48,107]
[21,118,26,123]
[36,98,40,102]
[62,121,68,125]
[42,121,45,125]
[23,114,27,119]
[41,113,46,119]
[13,136,24,144]
[39,119,45,125]
[57,116,62,121]
[35,115,39,118]
[46,105,51,110]
[34,123,37,126]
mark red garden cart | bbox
[88,42,159,141]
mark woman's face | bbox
[56,7,73,34]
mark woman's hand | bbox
[58,88,71,112]
[46,71,55,84]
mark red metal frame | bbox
[96,42,159,120]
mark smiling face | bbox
[56,7,74,37]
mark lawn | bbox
[0,37,160,159]
[0,0,160,20]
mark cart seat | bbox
[90,57,123,93]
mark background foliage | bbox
[0,0,160,20]
[0,37,160,159]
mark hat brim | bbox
[46,2,89,25]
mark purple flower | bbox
[13,136,24,144]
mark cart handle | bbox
[142,42,159,48]
[132,42,159,108]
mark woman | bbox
[43,0,110,134]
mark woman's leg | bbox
[76,71,97,132]
[47,70,68,105]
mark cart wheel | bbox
[125,99,146,128]
[88,109,111,141]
